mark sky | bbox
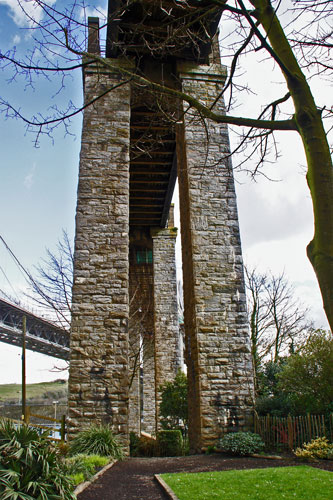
[0,1,331,385]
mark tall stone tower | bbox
[68,1,254,452]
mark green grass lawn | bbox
[161,465,333,500]
[0,380,67,403]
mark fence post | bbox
[61,415,66,441]
[287,415,293,450]
[307,413,312,440]
[321,415,325,438]
[25,406,30,425]
[22,316,27,423]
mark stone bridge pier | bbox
[68,9,254,453]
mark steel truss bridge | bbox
[0,298,69,360]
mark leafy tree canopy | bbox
[159,370,188,431]
[256,330,333,416]
[277,330,333,415]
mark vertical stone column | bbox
[141,338,156,434]
[177,62,254,451]
[152,226,180,431]
[128,230,155,434]
[68,60,132,448]
[128,329,141,435]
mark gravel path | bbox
[77,454,333,500]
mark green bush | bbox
[294,437,333,461]
[129,432,140,456]
[130,434,157,457]
[218,432,265,456]
[157,430,183,457]
[0,418,75,500]
[71,472,85,486]
[160,370,188,434]
[65,453,109,483]
[83,454,109,469]
[69,424,124,458]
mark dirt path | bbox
[77,454,333,500]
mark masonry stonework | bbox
[177,62,254,451]
[69,13,254,451]
[141,338,156,434]
[68,62,132,446]
[128,229,155,434]
[152,227,181,430]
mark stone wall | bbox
[177,62,254,451]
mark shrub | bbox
[294,437,333,461]
[157,430,183,457]
[130,434,157,457]
[71,472,85,486]
[64,453,109,483]
[83,454,109,469]
[160,370,188,434]
[69,424,124,458]
[0,418,75,499]
[218,432,265,456]
[57,441,70,457]
[129,432,140,456]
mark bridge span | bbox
[0,298,69,360]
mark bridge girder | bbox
[0,298,70,360]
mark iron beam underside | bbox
[0,299,70,360]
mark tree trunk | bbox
[251,0,333,331]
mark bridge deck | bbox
[0,298,69,360]
[92,1,221,228]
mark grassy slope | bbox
[162,466,333,500]
[0,380,68,403]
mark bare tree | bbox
[27,229,154,387]
[26,230,74,329]
[265,272,312,360]
[1,1,333,329]
[245,266,312,390]
[245,266,270,378]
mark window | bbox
[136,249,153,264]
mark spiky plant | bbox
[0,418,75,500]
[69,424,124,459]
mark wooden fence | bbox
[254,414,333,451]
[2,406,67,441]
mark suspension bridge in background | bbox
[0,298,69,360]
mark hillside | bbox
[0,380,68,404]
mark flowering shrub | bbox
[295,437,333,461]
[218,432,265,456]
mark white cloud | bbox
[12,33,20,44]
[0,0,56,27]
[24,163,36,189]
[236,178,313,248]
[242,233,329,329]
